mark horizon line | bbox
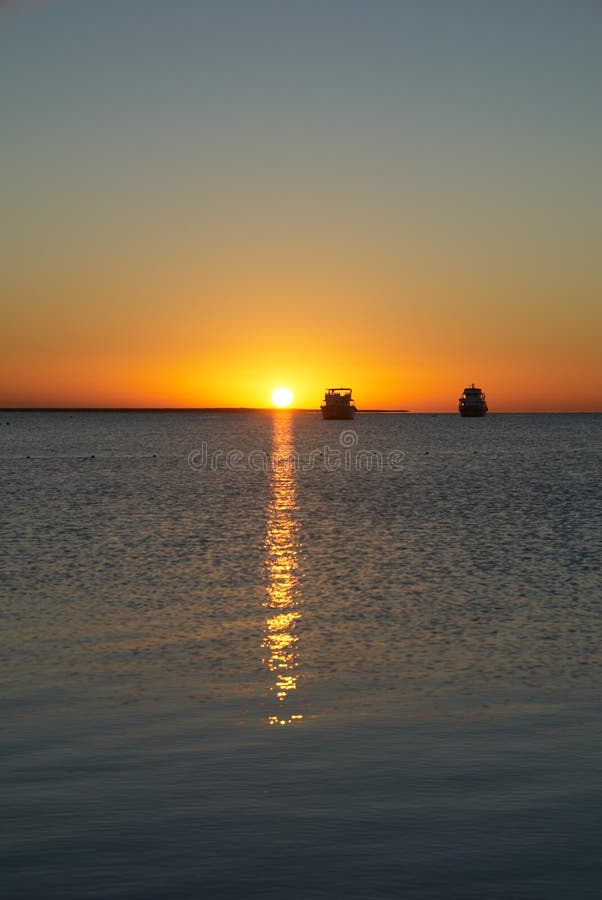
[0,407,599,415]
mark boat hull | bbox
[459,406,487,417]
[321,406,356,420]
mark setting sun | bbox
[272,387,293,408]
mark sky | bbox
[1,0,601,411]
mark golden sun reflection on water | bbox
[263,413,303,726]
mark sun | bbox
[272,386,293,408]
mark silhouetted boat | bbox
[459,384,488,417]
[321,388,357,420]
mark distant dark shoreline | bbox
[0,407,409,414]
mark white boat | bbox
[320,388,357,420]
[459,384,488,417]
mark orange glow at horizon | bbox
[1,270,601,412]
[2,344,600,412]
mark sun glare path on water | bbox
[272,387,293,408]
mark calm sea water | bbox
[2,412,601,899]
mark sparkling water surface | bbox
[1,412,601,898]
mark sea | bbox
[1,411,601,899]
